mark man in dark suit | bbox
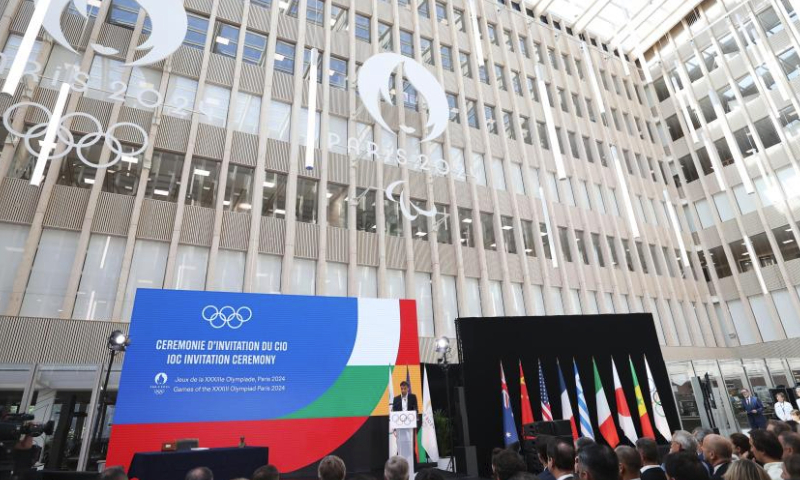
[741,388,767,430]
[636,438,667,480]
[392,381,418,412]
[547,438,575,480]
[576,444,619,480]
[391,381,418,479]
[701,434,733,480]
[536,437,556,480]
[616,446,641,480]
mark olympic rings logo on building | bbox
[201,305,253,329]
[3,101,149,169]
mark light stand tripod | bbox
[436,337,456,473]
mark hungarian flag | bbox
[519,361,535,426]
[556,359,578,440]
[501,362,520,446]
[630,357,655,439]
[538,360,553,421]
[407,367,425,462]
[612,358,638,443]
[574,359,595,440]
[388,367,398,456]
[593,358,619,447]
[645,355,672,441]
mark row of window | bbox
[6,36,671,197]
[652,3,800,105]
[676,108,798,187]
[8,128,694,278]
[691,163,800,231]
[698,220,800,284]
[51,1,668,168]
[106,0,651,113]
[1,223,709,342]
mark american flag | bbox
[538,360,553,421]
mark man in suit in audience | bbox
[636,438,667,480]
[537,437,556,480]
[547,438,575,480]
[616,446,642,480]
[701,434,733,480]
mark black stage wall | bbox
[457,314,679,477]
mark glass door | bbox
[30,365,98,471]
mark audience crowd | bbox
[103,419,800,480]
[481,421,800,480]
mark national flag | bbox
[556,359,578,440]
[421,366,439,461]
[388,367,398,456]
[611,358,638,443]
[573,359,595,439]
[407,367,425,462]
[630,356,655,439]
[500,362,520,446]
[519,361,535,426]
[645,355,672,441]
[593,358,620,447]
[538,360,553,421]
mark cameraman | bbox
[0,407,42,480]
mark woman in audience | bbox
[723,459,770,480]
[731,433,754,460]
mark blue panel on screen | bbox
[114,289,358,424]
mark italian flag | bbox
[630,357,655,439]
[593,358,620,448]
[612,358,638,443]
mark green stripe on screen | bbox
[282,365,389,419]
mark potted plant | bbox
[434,409,453,471]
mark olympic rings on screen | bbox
[201,305,253,329]
[2,101,149,169]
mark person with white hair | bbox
[385,456,409,480]
[670,430,698,454]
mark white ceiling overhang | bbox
[529,0,705,54]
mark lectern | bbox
[390,410,418,478]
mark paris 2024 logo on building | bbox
[357,53,449,143]
[357,53,449,220]
[37,0,188,67]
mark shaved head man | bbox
[701,435,733,480]
[616,446,642,480]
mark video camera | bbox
[0,414,54,444]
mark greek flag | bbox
[573,359,595,439]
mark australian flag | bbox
[500,362,519,446]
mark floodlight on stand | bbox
[108,330,130,352]
[435,336,450,354]
[93,329,130,449]
[436,334,456,473]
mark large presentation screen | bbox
[106,289,420,474]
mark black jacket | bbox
[711,462,732,480]
[392,394,418,412]
[538,469,556,480]
[641,466,667,480]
